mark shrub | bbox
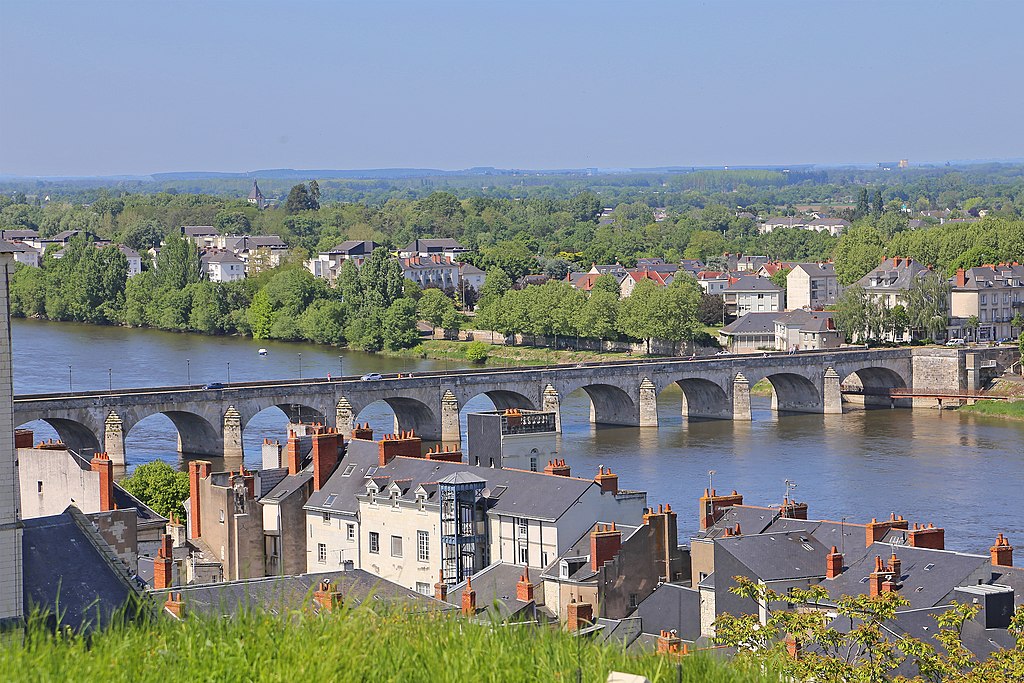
[465,341,490,364]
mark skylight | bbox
[324,494,338,507]
[342,464,356,477]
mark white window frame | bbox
[417,530,429,562]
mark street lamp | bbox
[108,368,112,391]
[227,362,231,384]
[298,352,303,379]
[186,358,191,386]
[339,355,343,380]
[68,365,72,392]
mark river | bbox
[12,318,1024,552]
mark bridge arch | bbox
[840,365,910,408]
[469,389,537,412]
[124,410,222,459]
[17,417,101,455]
[759,372,822,413]
[352,397,440,441]
[568,382,638,426]
[673,377,732,420]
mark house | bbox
[303,425,647,594]
[726,254,769,273]
[459,262,486,294]
[756,261,798,279]
[786,262,840,310]
[717,312,777,352]
[618,269,673,299]
[723,274,783,320]
[0,240,40,267]
[444,562,549,622]
[806,217,850,236]
[696,271,730,296]
[202,249,246,282]
[306,240,380,283]
[119,245,143,277]
[588,263,628,278]
[400,254,461,291]
[247,179,267,209]
[566,272,602,293]
[399,238,469,261]
[0,228,39,243]
[947,264,1024,342]
[636,258,682,276]
[773,309,842,351]
[220,235,289,273]
[465,410,558,472]
[758,216,808,234]
[181,226,219,249]
[855,256,932,340]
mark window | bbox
[324,494,338,507]
[518,544,529,564]
[347,524,355,541]
[37,481,42,494]
[415,582,431,596]
[530,456,538,472]
[517,517,528,537]
[629,593,638,609]
[417,530,430,562]
[322,512,331,524]
[342,464,356,477]
[219,509,225,524]
[391,535,403,558]
[317,543,327,563]
[369,532,379,554]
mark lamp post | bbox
[186,358,191,386]
[68,365,72,392]
[298,352,302,380]
[227,362,231,384]
[108,368,112,391]
[338,355,343,381]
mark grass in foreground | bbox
[2,606,775,683]
[959,399,1024,420]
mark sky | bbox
[1,0,1023,177]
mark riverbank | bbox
[385,339,639,367]
[959,399,1024,420]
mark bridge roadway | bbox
[13,347,932,465]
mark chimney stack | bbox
[826,546,844,579]
[908,523,945,550]
[153,534,174,590]
[164,592,185,619]
[379,431,422,466]
[780,497,808,519]
[889,551,902,582]
[313,578,342,612]
[956,267,966,287]
[865,513,909,547]
[543,459,571,477]
[286,430,302,475]
[699,488,743,530]
[352,423,374,440]
[91,452,115,512]
[516,567,535,603]
[657,629,683,655]
[434,570,448,602]
[566,598,593,631]
[595,465,618,494]
[869,555,887,597]
[312,429,342,491]
[188,460,211,539]
[991,533,1014,567]
[590,523,622,572]
[461,575,476,616]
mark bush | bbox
[465,341,490,364]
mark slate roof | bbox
[775,309,836,333]
[118,245,141,259]
[259,467,290,498]
[306,439,602,522]
[202,250,245,265]
[633,583,702,642]
[23,508,142,630]
[791,262,837,277]
[325,239,380,256]
[719,312,778,336]
[545,522,642,582]
[762,216,808,228]
[0,240,35,253]
[718,531,830,581]
[402,238,468,253]
[693,505,780,540]
[726,275,782,292]
[0,228,39,239]
[857,257,929,291]
[445,562,545,620]
[182,225,218,237]
[153,569,449,617]
[262,469,313,503]
[823,543,991,610]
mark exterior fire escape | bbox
[438,472,487,585]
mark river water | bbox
[12,318,1024,552]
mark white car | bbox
[945,339,966,347]
[360,373,383,381]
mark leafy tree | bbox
[9,264,47,317]
[119,461,190,521]
[697,293,725,326]
[337,258,363,309]
[285,183,319,213]
[465,340,489,363]
[308,179,321,206]
[156,235,204,290]
[768,267,791,290]
[188,281,227,334]
[905,270,951,340]
[214,211,251,234]
[591,272,621,297]
[832,285,872,342]
[477,241,537,281]
[381,298,419,350]
[574,289,619,341]
[965,314,981,341]
[684,230,729,262]
[833,225,885,285]
[417,288,456,334]
[477,267,512,309]
[359,247,405,311]
[854,187,870,219]
[617,279,659,352]
[299,299,346,345]
[650,277,703,349]
[872,188,884,216]
[248,289,274,339]
[122,219,165,251]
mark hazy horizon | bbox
[3,0,1023,177]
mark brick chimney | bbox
[312,429,342,491]
[889,551,902,582]
[955,267,966,287]
[991,533,1014,567]
[595,465,618,494]
[699,488,744,530]
[566,598,593,631]
[543,459,571,477]
[868,555,899,597]
[591,523,622,572]
[352,423,374,440]
[164,592,185,619]
[908,523,945,550]
[425,444,463,463]
[434,570,448,602]
[780,497,808,519]
[286,430,303,475]
[91,452,114,512]
[785,634,802,660]
[14,428,33,449]
[461,575,476,616]
[865,513,909,547]
[379,431,422,466]
[644,504,680,582]
[153,534,173,590]
[188,460,211,540]
[826,546,844,579]
[313,578,341,612]
[516,567,534,603]
[657,629,682,654]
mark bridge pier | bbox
[732,373,752,421]
[543,384,561,432]
[336,397,354,438]
[823,368,843,414]
[441,390,460,443]
[223,407,243,461]
[639,378,658,427]
[103,410,126,467]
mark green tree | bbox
[9,264,47,317]
[905,270,951,340]
[122,219,165,251]
[285,183,318,213]
[617,279,659,353]
[854,187,870,219]
[833,225,885,285]
[381,298,419,350]
[337,259,363,310]
[574,289,619,341]
[155,235,204,290]
[591,272,621,297]
[188,281,226,334]
[465,340,489,363]
[359,247,405,311]
[477,267,512,309]
[832,285,872,343]
[768,267,791,290]
[697,293,725,326]
[119,461,190,521]
[965,314,981,341]
[248,289,274,339]
[299,299,347,345]
[417,288,456,334]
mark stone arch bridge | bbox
[13,347,994,466]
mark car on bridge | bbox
[203,382,225,390]
[360,373,383,381]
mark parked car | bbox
[360,373,383,381]
[945,339,966,347]
[204,382,225,389]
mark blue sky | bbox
[2,0,1022,176]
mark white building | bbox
[306,241,380,284]
[119,245,143,277]
[401,255,460,291]
[786,262,840,310]
[202,250,246,282]
[3,240,40,268]
[724,275,783,320]
[399,238,469,261]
